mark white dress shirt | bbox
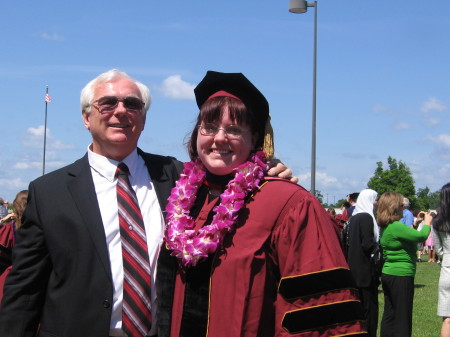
[88,147,164,336]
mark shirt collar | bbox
[87,145,139,182]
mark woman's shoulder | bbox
[387,220,405,228]
[0,221,14,246]
[349,212,373,224]
[352,212,372,219]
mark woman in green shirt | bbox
[378,192,432,337]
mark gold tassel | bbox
[263,115,275,159]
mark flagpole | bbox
[42,86,49,176]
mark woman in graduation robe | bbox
[156,71,367,337]
[0,190,28,302]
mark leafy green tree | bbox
[416,187,432,210]
[334,198,347,208]
[414,187,440,211]
[367,156,416,206]
[428,189,441,210]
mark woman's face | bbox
[196,108,255,176]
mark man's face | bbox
[82,77,146,161]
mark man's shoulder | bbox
[138,149,183,176]
[139,151,181,165]
[139,150,182,166]
[32,155,88,184]
[261,177,304,194]
[258,178,319,205]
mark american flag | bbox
[45,93,52,103]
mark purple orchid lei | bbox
[165,151,268,267]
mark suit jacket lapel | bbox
[138,148,180,212]
[66,154,113,281]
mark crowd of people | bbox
[332,187,448,337]
[0,68,449,337]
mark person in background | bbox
[345,188,379,337]
[327,207,336,217]
[0,69,293,337]
[157,71,366,337]
[433,183,450,337]
[378,192,431,337]
[425,211,437,263]
[336,201,351,226]
[433,212,443,265]
[413,211,425,262]
[0,190,28,302]
[347,192,359,218]
[0,198,8,219]
[400,197,414,227]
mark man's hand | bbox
[266,158,299,183]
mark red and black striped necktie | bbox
[116,162,152,337]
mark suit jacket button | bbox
[103,300,111,308]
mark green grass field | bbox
[377,253,442,337]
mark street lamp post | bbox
[289,0,317,196]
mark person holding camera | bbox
[378,193,431,337]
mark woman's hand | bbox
[423,212,433,226]
[0,213,15,224]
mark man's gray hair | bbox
[80,69,151,116]
[403,197,410,208]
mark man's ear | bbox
[141,114,146,132]
[82,111,90,130]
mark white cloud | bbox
[160,75,195,100]
[50,140,75,150]
[13,159,66,171]
[298,171,340,189]
[23,126,74,150]
[13,162,35,170]
[426,134,450,149]
[393,121,411,130]
[420,97,447,114]
[373,105,388,114]
[28,125,45,137]
[437,164,450,177]
[0,177,27,190]
[427,117,440,126]
[420,97,447,126]
[40,32,65,41]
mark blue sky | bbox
[1,1,449,204]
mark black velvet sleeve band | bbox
[278,267,356,300]
[282,300,365,334]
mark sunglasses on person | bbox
[92,96,144,114]
[199,123,249,139]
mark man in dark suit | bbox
[0,69,183,337]
[0,69,293,337]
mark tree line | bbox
[321,156,441,210]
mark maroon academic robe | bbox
[0,221,15,302]
[157,178,367,337]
